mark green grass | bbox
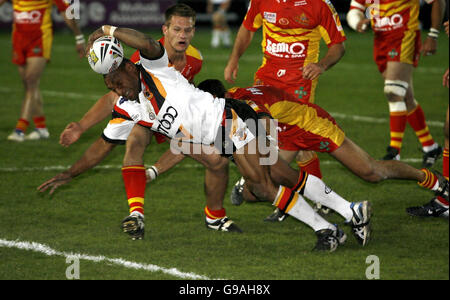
[0,27,448,281]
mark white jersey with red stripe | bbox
[115,49,225,145]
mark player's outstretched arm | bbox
[38,138,116,194]
[87,26,163,59]
[146,148,186,183]
[60,91,119,147]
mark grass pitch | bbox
[0,27,448,281]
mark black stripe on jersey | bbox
[138,64,166,113]
[101,133,126,145]
[111,110,133,121]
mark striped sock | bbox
[417,168,439,191]
[291,170,308,194]
[388,102,407,152]
[122,165,146,216]
[204,206,226,223]
[15,118,29,134]
[273,185,333,231]
[297,154,322,179]
[33,116,46,129]
[407,103,436,151]
[436,148,449,206]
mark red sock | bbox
[297,154,322,179]
[417,168,438,191]
[204,206,226,220]
[15,118,29,133]
[389,111,407,152]
[33,116,46,129]
[407,104,435,149]
[122,165,146,215]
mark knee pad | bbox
[384,80,409,98]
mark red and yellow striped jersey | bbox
[242,0,346,69]
[228,85,340,130]
[12,0,69,31]
[350,0,435,32]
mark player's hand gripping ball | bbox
[88,36,123,74]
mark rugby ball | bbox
[88,36,123,74]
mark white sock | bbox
[284,193,335,232]
[303,174,353,222]
[211,30,220,47]
[221,29,231,46]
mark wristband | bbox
[101,25,117,37]
[146,166,159,181]
[109,26,117,37]
[428,28,439,40]
[75,34,85,45]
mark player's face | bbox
[162,15,195,53]
[104,66,140,100]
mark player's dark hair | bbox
[197,79,227,98]
[165,3,196,25]
[103,58,132,80]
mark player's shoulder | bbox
[186,44,203,62]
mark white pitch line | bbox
[0,158,423,173]
[0,238,217,280]
[0,86,444,128]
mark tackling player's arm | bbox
[87,26,163,59]
[38,138,116,195]
[303,43,345,80]
[146,148,186,183]
[224,24,255,84]
[421,0,446,56]
[60,91,119,147]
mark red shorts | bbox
[12,28,53,65]
[254,64,318,104]
[277,122,345,153]
[373,30,421,73]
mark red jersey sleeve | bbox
[242,0,263,32]
[53,0,70,12]
[130,50,140,64]
[318,0,347,47]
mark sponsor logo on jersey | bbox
[294,0,308,6]
[14,10,42,24]
[266,39,306,58]
[373,14,404,30]
[294,13,310,26]
[156,106,179,136]
[279,18,289,26]
[264,12,277,24]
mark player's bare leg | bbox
[331,137,448,200]
[121,124,152,240]
[8,57,47,142]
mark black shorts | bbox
[214,98,265,157]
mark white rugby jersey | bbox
[115,49,225,145]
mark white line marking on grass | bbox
[0,238,217,280]
[0,158,423,173]
[0,86,444,127]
